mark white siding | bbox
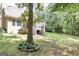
[7,19,22,33]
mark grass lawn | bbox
[0,32,79,56]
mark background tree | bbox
[46,3,79,35]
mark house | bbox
[0,6,24,33]
[33,22,45,35]
[0,4,45,35]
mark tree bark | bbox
[27,3,34,44]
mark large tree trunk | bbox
[27,3,34,44]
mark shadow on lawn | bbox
[0,32,79,56]
[48,39,79,56]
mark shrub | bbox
[18,41,40,52]
[18,31,28,34]
[0,33,4,40]
[18,27,28,34]
[0,27,5,33]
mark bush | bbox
[18,41,40,52]
[0,28,5,33]
[0,33,4,40]
[54,24,63,33]
[18,29,28,34]
[18,31,28,34]
[45,27,52,32]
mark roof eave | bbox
[4,15,19,19]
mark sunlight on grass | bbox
[44,32,79,55]
[0,32,79,55]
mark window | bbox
[12,19,16,26]
[17,20,22,26]
[12,19,22,26]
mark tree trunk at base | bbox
[27,3,34,44]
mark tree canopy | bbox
[48,3,79,13]
[46,3,79,35]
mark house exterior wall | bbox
[0,17,2,27]
[7,18,22,34]
[0,3,2,27]
[2,17,7,30]
[33,22,45,35]
[2,17,45,34]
